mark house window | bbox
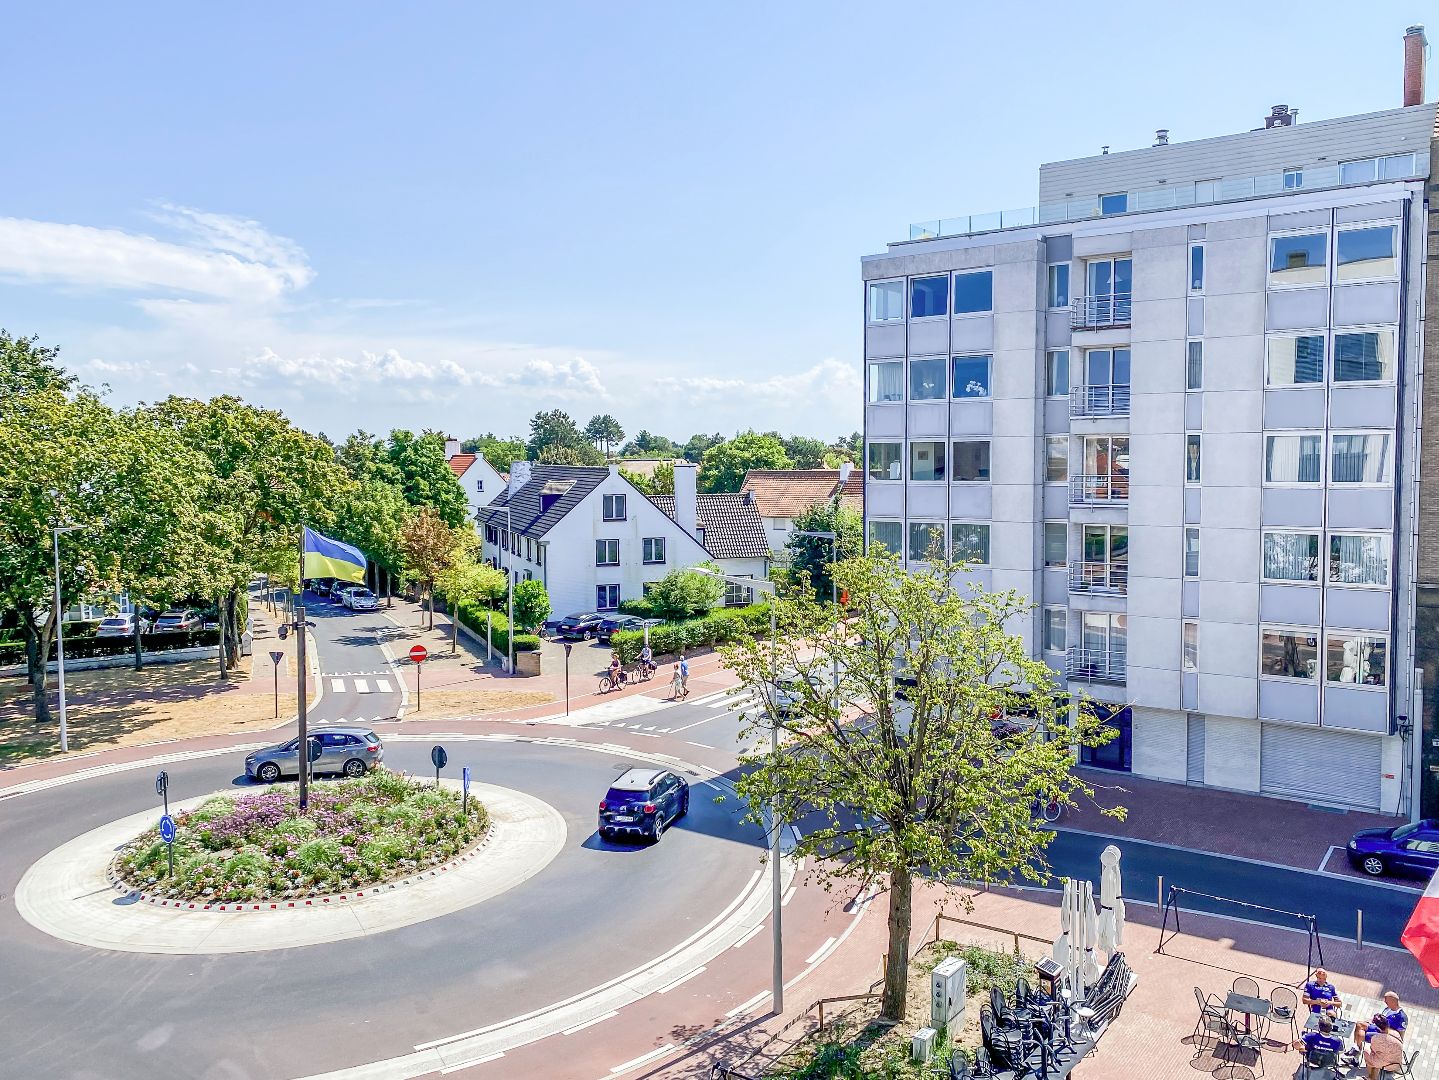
[868,280,904,323]
[602,494,627,521]
[868,519,902,555]
[1379,152,1416,179]
[1099,192,1128,215]
[1262,531,1321,583]
[908,521,945,562]
[1329,533,1390,587]
[596,584,620,611]
[1184,528,1200,577]
[868,360,904,403]
[642,537,666,564]
[1265,434,1322,485]
[724,582,753,607]
[535,544,544,567]
[1185,434,1202,485]
[1327,630,1388,686]
[1186,340,1203,391]
[1266,333,1325,386]
[953,270,993,315]
[951,354,991,398]
[1330,432,1392,485]
[950,523,990,564]
[1269,232,1327,287]
[1283,168,1304,189]
[1339,158,1379,183]
[1044,522,1067,567]
[1182,621,1199,672]
[910,275,949,318]
[1043,608,1067,653]
[951,440,991,482]
[1260,626,1319,679]
[868,441,902,481]
[1080,347,1130,413]
[1047,264,1070,308]
[910,441,946,482]
[595,539,619,566]
[1333,330,1396,383]
[525,537,533,561]
[485,524,496,544]
[1045,436,1068,483]
[1046,349,1070,396]
[1336,225,1398,282]
[1189,244,1204,291]
[909,356,947,400]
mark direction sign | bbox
[269,650,285,667]
[409,645,429,664]
[158,814,176,845]
[430,745,448,771]
[308,736,324,762]
[462,766,471,796]
[155,771,169,798]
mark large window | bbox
[1184,528,1200,578]
[868,361,903,403]
[952,354,991,398]
[1333,330,1396,383]
[642,537,666,564]
[1189,244,1205,291]
[1046,349,1069,397]
[909,356,947,400]
[1185,434,1202,485]
[1330,432,1392,485]
[1044,521,1067,567]
[868,280,904,322]
[1047,265,1070,308]
[1269,232,1327,287]
[952,440,991,482]
[1336,225,1398,282]
[869,519,902,554]
[1186,340,1203,391]
[1264,434,1323,485]
[1266,333,1325,386]
[1045,436,1068,483]
[597,584,620,611]
[1182,621,1199,672]
[910,276,948,318]
[910,441,946,482]
[1260,626,1319,679]
[908,521,946,562]
[953,270,993,314]
[951,522,990,564]
[1043,608,1067,653]
[1262,531,1320,582]
[1329,533,1390,587]
[602,494,627,521]
[1099,192,1128,215]
[868,441,902,481]
[1327,630,1388,686]
[595,539,619,566]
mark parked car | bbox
[1347,819,1439,878]
[153,609,203,633]
[597,767,690,842]
[246,726,385,783]
[539,618,565,640]
[334,586,357,606]
[311,580,332,598]
[557,612,605,641]
[772,672,826,715]
[347,588,378,612]
[596,614,662,644]
[95,613,152,638]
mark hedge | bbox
[610,602,771,663]
[0,629,221,667]
[453,602,539,653]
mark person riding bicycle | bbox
[639,643,654,675]
[608,652,625,687]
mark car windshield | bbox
[604,786,649,804]
[101,618,127,626]
[1393,822,1422,841]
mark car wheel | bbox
[257,762,281,784]
[343,758,366,778]
[1362,855,1386,876]
[677,792,690,819]
[582,630,593,641]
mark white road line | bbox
[724,991,770,1019]
[561,1011,618,1036]
[439,1052,502,1073]
[687,741,713,749]
[331,678,345,693]
[609,1045,676,1074]
[375,679,392,693]
[805,937,838,965]
[781,886,797,907]
[731,924,765,949]
[354,678,370,693]
[656,966,706,994]
[684,690,729,708]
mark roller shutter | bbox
[1260,723,1381,810]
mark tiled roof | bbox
[739,469,862,517]
[447,453,477,478]
[477,466,609,538]
[649,493,771,561]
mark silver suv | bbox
[346,588,378,611]
[245,726,384,783]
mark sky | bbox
[0,2,1425,444]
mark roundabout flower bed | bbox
[113,769,489,903]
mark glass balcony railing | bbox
[1071,383,1131,417]
[1071,294,1132,330]
[1069,561,1129,595]
[1069,474,1130,506]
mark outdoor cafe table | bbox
[1304,1012,1358,1040]
[1225,991,1272,1034]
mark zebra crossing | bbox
[324,671,398,696]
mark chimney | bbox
[838,460,853,489]
[444,434,461,459]
[508,460,532,499]
[1405,25,1427,107]
[1154,129,1169,146]
[1264,105,1296,129]
[672,462,699,542]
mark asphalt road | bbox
[294,590,405,726]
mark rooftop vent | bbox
[1264,105,1297,128]
[1404,25,1427,108]
[1101,145,1109,155]
[1154,129,1169,146]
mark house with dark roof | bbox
[740,464,862,552]
[444,436,505,520]
[478,462,770,617]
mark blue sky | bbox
[0,2,1423,442]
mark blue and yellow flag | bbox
[302,527,367,584]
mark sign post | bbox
[563,642,574,717]
[431,744,448,788]
[462,765,471,813]
[269,649,285,719]
[155,771,169,817]
[159,813,176,877]
[410,645,428,710]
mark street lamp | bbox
[692,567,783,1014]
[52,523,90,753]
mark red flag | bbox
[1401,872,1439,987]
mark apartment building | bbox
[860,37,1434,814]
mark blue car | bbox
[1347,818,1439,878]
[598,768,689,843]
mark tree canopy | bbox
[527,410,602,464]
[699,432,792,492]
[583,414,625,458]
[784,500,864,600]
[644,564,726,621]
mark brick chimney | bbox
[444,434,461,459]
[1404,26,1427,107]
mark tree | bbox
[618,468,653,495]
[720,554,1119,1022]
[384,429,470,527]
[435,538,506,652]
[537,444,602,466]
[512,579,551,632]
[399,507,460,630]
[699,432,792,493]
[682,432,724,463]
[621,430,680,458]
[650,461,675,494]
[463,434,527,475]
[785,500,864,600]
[584,415,625,459]
[527,410,601,464]
[645,564,726,621]
[781,435,829,469]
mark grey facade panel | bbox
[1262,488,1324,527]
[1270,209,1332,232]
[950,401,994,435]
[1259,679,1320,725]
[864,483,903,517]
[1187,297,1203,336]
[1259,583,1322,625]
[865,324,905,358]
[1322,685,1390,734]
[1043,397,1069,433]
[1044,235,1073,262]
[1184,488,1201,523]
[908,403,948,438]
[1182,672,1199,711]
[1325,587,1392,631]
[951,316,994,352]
[1042,484,1069,518]
[1332,282,1400,326]
[1336,200,1405,223]
[1329,385,1396,430]
[908,319,949,355]
[866,406,904,438]
[1264,388,1326,428]
[1327,488,1395,530]
[1045,310,1071,346]
[1266,288,1330,331]
[906,485,948,520]
[948,485,993,519]
[1182,580,1201,617]
[1184,393,1203,430]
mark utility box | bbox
[931,956,967,1030]
[912,1027,938,1063]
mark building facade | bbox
[861,99,1435,815]
[444,437,505,521]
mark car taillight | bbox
[598,801,607,811]
[643,803,656,814]
[367,745,378,752]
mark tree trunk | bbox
[132,609,144,671]
[385,566,392,608]
[880,866,913,1021]
[427,586,435,630]
[217,594,229,681]
[26,610,54,727]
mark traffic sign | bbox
[307,736,324,763]
[431,745,448,770]
[462,766,471,811]
[158,814,176,845]
[409,645,428,664]
[269,650,284,666]
[155,771,169,798]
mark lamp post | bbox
[793,529,841,708]
[505,503,515,675]
[51,523,89,752]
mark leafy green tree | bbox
[512,578,551,632]
[384,429,470,527]
[618,468,654,495]
[645,564,725,621]
[720,554,1119,1022]
[621,430,680,457]
[699,432,792,493]
[649,461,675,494]
[781,435,829,469]
[583,414,625,458]
[682,432,724,463]
[785,501,864,600]
[463,434,527,475]
[399,507,461,630]
[527,410,602,463]
[435,536,505,651]
[537,443,602,466]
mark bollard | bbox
[1157,874,1164,910]
[1357,909,1364,950]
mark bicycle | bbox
[1034,796,1062,824]
[599,670,628,693]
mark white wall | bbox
[457,457,505,521]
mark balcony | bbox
[1071,294,1132,331]
[1069,561,1129,595]
[1070,383,1131,418]
[1069,474,1130,506]
[1065,647,1127,685]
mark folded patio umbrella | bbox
[1097,844,1125,957]
[1081,879,1101,987]
[1054,877,1072,974]
[1402,870,1439,986]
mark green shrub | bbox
[295,838,342,874]
[453,603,539,652]
[189,797,236,825]
[617,596,659,618]
[610,602,772,663]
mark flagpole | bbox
[297,526,310,813]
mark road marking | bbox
[781,885,797,907]
[656,966,706,994]
[439,1052,502,1073]
[561,1011,618,1035]
[609,1045,676,1073]
[687,741,714,749]
[375,679,392,693]
[354,678,370,693]
[724,991,770,1019]
[805,936,838,965]
[331,678,345,693]
[731,924,765,949]
[684,690,729,708]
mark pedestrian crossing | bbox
[325,672,397,695]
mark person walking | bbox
[678,654,690,699]
[670,662,683,700]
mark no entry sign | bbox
[409,645,428,664]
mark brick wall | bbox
[1421,133,1439,584]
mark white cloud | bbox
[652,357,860,404]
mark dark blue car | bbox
[1347,818,1439,878]
[598,768,689,843]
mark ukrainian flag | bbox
[302,527,368,584]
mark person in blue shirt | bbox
[678,654,690,698]
[1349,991,1407,1060]
[1294,1017,1346,1061]
[1302,969,1343,1015]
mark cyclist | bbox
[608,652,625,689]
[639,642,654,676]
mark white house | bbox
[739,463,863,553]
[444,436,505,521]
[478,461,771,617]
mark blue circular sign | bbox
[158,814,176,845]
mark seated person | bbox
[1361,1015,1404,1079]
[1294,1017,1345,1062]
[1349,992,1407,1064]
[1302,968,1342,1014]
